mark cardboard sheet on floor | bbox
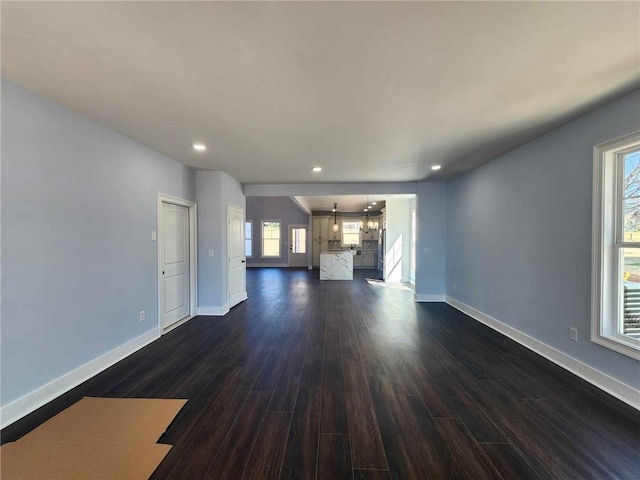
[0,397,187,480]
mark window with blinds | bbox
[592,132,640,360]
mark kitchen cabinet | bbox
[362,252,374,267]
[312,217,329,240]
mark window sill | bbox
[591,332,640,361]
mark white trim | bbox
[415,293,446,302]
[291,196,312,215]
[162,315,195,334]
[0,329,159,429]
[157,193,198,334]
[260,218,282,258]
[197,304,230,316]
[446,296,640,410]
[288,224,309,267]
[591,132,640,361]
[245,219,253,258]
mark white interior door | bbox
[161,202,190,328]
[228,205,246,308]
[289,225,308,267]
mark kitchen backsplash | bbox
[328,239,378,251]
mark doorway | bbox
[157,194,197,333]
[227,205,247,308]
[289,225,308,267]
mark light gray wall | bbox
[415,182,448,298]
[196,170,245,310]
[447,89,640,389]
[1,79,196,406]
[246,196,310,266]
[385,198,412,282]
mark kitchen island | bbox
[320,250,353,280]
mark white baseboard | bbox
[0,328,160,429]
[446,296,640,410]
[415,294,446,302]
[197,304,230,316]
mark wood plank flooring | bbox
[3,268,640,479]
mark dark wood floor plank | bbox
[401,394,467,480]
[483,378,619,480]
[205,390,273,480]
[399,351,458,418]
[300,314,326,387]
[340,317,388,470]
[3,269,638,480]
[481,443,543,480]
[280,387,322,480]
[163,377,254,480]
[268,334,308,411]
[526,398,640,480]
[445,365,579,480]
[368,376,433,480]
[320,312,349,434]
[434,418,503,480]
[420,358,506,443]
[317,434,352,480]
[353,469,391,480]
[241,411,292,480]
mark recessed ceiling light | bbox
[312,166,322,173]
[368,205,372,209]
[431,165,442,171]
[372,202,377,205]
[363,208,368,212]
[193,143,206,151]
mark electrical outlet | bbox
[569,327,578,342]
[139,311,146,322]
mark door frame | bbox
[157,193,198,334]
[227,204,247,308]
[288,224,309,267]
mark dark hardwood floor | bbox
[3,268,640,479]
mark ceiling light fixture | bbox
[192,143,207,151]
[431,164,442,171]
[361,195,379,234]
[372,201,377,205]
[333,203,339,232]
[312,166,322,173]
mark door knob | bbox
[241,260,246,263]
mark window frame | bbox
[341,219,362,246]
[245,220,253,258]
[290,226,307,254]
[261,219,281,258]
[592,131,640,360]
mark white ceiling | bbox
[2,2,639,184]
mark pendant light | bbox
[332,203,339,232]
[360,196,378,233]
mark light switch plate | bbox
[151,231,157,241]
[209,250,214,257]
